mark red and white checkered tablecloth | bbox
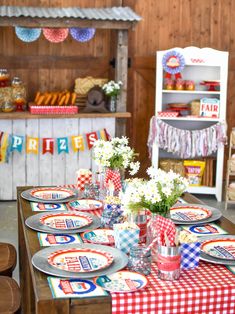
[111,262,235,314]
[64,184,235,313]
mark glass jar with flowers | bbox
[120,167,188,260]
[102,80,123,112]
[93,136,140,195]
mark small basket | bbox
[159,159,185,177]
[189,99,200,116]
[157,111,179,118]
[74,76,108,95]
[29,104,78,115]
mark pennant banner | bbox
[42,138,54,155]
[0,128,110,163]
[57,137,69,154]
[11,135,24,152]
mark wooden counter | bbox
[0,113,131,200]
[17,187,235,314]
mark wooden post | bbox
[115,29,128,137]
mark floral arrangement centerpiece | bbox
[121,167,188,217]
[102,80,123,97]
[93,136,140,192]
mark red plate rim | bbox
[170,205,212,220]
[94,270,148,293]
[201,238,235,259]
[48,247,114,272]
[81,229,115,244]
[39,212,92,229]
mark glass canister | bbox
[164,78,174,90]
[128,245,151,275]
[175,79,185,90]
[1,95,15,113]
[157,245,181,281]
[0,69,10,87]
[185,80,195,91]
[13,91,27,111]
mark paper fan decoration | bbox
[15,26,41,42]
[162,50,185,79]
[43,28,69,43]
[70,28,96,42]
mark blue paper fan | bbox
[15,26,41,42]
[70,28,96,42]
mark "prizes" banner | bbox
[0,128,110,163]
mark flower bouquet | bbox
[93,136,140,192]
[102,80,123,97]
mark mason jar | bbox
[128,245,151,275]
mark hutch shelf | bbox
[152,47,229,201]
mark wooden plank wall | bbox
[125,0,235,178]
[1,0,235,180]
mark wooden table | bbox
[17,187,235,314]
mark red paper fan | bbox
[43,28,69,43]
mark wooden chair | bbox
[0,276,21,313]
[0,242,17,277]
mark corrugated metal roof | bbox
[0,6,141,22]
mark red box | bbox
[29,104,78,115]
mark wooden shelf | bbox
[0,111,131,120]
[156,117,221,122]
[162,90,221,95]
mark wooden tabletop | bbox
[17,187,235,314]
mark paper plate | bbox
[199,235,235,266]
[48,247,114,273]
[170,205,212,222]
[40,212,92,230]
[25,211,101,234]
[32,243,128,279]
[30,187,74,201]
[94,271,148,293]
[68,199,103,211]
[81,229,114,245]
[201,238,235,260]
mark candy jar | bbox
[13,91,27,112]
[175,79,185,90]
[0,69,10,87]
[1,95,15,113]
[164,78,174,90]
[185,80,195,91]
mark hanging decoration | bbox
[42,138,54,155]
[26,137,39,154]
[43,28,69,43]
[0,128,110,163]
[162,50,185,79]
[15,26,41,42]
[147,117,227,159]
[70,27,96,42]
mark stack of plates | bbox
[25,211,101,234]
[170,204,221,225]
[199,235,235,266]
[21,187,78,203]
[32,243,128,279]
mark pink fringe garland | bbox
[147,117,227,158]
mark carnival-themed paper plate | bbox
[171,204,222,225]
[94,270,148,293]
[199,235,235,266]
[32,243,128,278]
[21,188,78,204]
[170,205,212,222]
[40,212,93,230]
[30,187,75,201]
[81,229,115,245]
[68,199,103,211]
[201,238,235,260]
[48,247,114,273]
[25,211,101,234]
